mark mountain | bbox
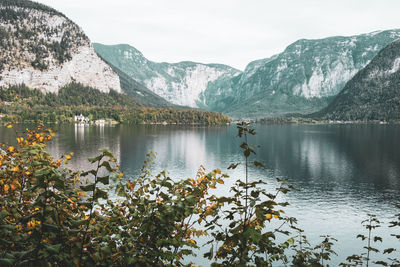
[317,39,400,121]
[207,29,400,118]
[0,0,121,94]
[93,43,241,108]
[102,59,175,107]
[94,30,400,118]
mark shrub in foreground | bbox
[0,123,398,266]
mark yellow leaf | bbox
[11,166,19,172]
[217,179,224,184]
[6,124,12,128]
[4,184,10,194]
[65,155,71,160]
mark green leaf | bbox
[0,258,14,266]
[53,177,65,190]
[228,163,240,170]
[115,184,126,197]
[88,155,103,163]
[0,225,14,231]
[80,184,95,192]
[94,189,108,200]
[247,228,262,243]
[98,176,109,185]
[100,149,115,159]
[42,223,59,232]
[44,243,61,254]
[250,190,260,198]
[101,246,112,256]
[0,210,9,220]
[100,161,113,172]
[204,246,213,260]
[0,238,12,245]
[383,248,395,254]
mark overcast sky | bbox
[35,0,400,70]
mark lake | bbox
[1,123,399,265]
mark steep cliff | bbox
[0,0,121,94]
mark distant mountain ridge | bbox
[93,43,241,108]
[317,39,400,121]
[0,0,121,94]
[214,29,400,118]
[95,30,400,118]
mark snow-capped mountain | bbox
[318,39,400,121]
[210,29,400,117]
[93,43,241,108]
[0,0,121,94]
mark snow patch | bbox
[387,58,400,74]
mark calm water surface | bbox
[1,123,399,265]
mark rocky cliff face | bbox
[93,43,240,107]
[0,0,121,94]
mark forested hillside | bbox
[0,84,230,125]
[317,39,400,121]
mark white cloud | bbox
[34,0,400,70]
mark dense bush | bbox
[0,123,398,266]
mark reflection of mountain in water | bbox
[254,124,400,186]
[118,125,233,179]
[252,124,400,210]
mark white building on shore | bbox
[74,114,89,124]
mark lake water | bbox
[1,123,399,265]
